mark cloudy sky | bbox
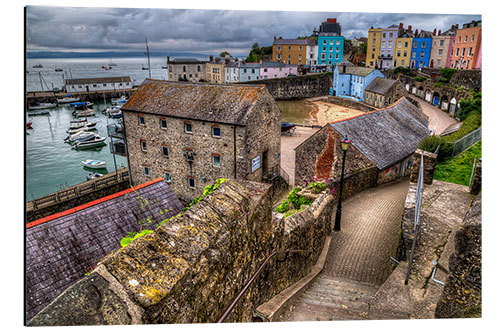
[25,1,482,57]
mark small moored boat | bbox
[57,95,80,104]
[64,131,98,144]
[70,101,93,110]
[28,110,50,116]
[281,122,296,134]
[82,159,107,169]
[86,172,104,180]
[28,102,57,110]
[73,109,96,118]
[73,136,107,149]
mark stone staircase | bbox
[277,275,380,322]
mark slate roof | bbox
[365,77,397,95]
[273,39,310,45]
[122,79,268,126]
[339,66,378,77]
[168,58,208,64]
[329,98,429,170]
[65,76,131,85]
[25,179,184,320]
[416,30,434,38]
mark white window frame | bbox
[184,123,193,134]
[140,140,147,152]
[160,119,167,129]
[212,155,221,167]
[143,166,150,177]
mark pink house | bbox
[260,61,298,79]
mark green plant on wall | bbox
[275,187,313,215]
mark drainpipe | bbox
[233,126,237,178]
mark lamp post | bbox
[334,135,351,231]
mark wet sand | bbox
[307,100,366,126]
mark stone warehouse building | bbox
[65,76,132,93]
[364,77,407,108]
[295,98,429,188]
[167,57,208,82]
[121,79,281,203]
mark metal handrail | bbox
[430,260,449,286]
[217,248,312,323]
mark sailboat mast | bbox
[146,37,151,79]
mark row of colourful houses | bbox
[166,56,298,84]
[271,18,345,71]
[367,20,482,70]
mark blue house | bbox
[332,63,384,102]
[410,30,433,69]
[317,33,344,71]
[239,63,262,82]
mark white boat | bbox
[57,95,80,104]
[107,109,122,118]
[86,172,104,180]
[67,120,97,132]
[28,102,57,110]
[74,136,107,149]
[27,110,50,116]
[71,101,93,110]
[64,131,98,144]
[82,159,107,169]
[67,126,97,134]
[73,109,96,117]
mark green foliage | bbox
[439,68,457,83]
[219,51,231,58]
[182,178,228,212]
[245,53,260,63]
[393,66,411,75]
[275,187,313,214]
[305,178,328,193]
[120,229,153,248]
[418,135,443,153]
[434,141,481,185]
[444,112,481,142]
[415,76,427,82]
[360,42,367,55]
[246,43,272,62]
[457,92,481,120]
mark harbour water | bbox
[26,100,127,201]
[25,57,316,202]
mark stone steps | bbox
[277,275,380,322]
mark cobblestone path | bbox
[278,179,410,322]
[324,179,410,285]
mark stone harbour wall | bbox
[240,74,332,100]
[409,149,437,185]
[28,179,333,326]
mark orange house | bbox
[449,20,481,70]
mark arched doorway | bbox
[425,89,432,102]
[449,97,457,115]
[432,92,440,106]
[411,85,417,95]
[405,83,410,91]
[417,86,424,98]
[440,95,449,111]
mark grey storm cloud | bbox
[26,6,481,55]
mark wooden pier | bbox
[25,88,137,104]
[26,168,131,222]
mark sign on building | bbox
[251,156,261,172]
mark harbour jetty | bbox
[26,88,137,104]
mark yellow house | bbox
[272,37,309,65]
[393,28,414,68]
[366,27,382,68]
[206,57,226,84]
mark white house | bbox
[306,40,318,67]
[65,76,132,93]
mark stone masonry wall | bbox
[239,74,332,100]
[470,159,481,195]
[28,179,333,326]
[322,96,377,112]
[409,149,437,185]
[435,194,482,318]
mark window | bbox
[336,40,340,45]
[456,48,459,56]
[277,54,281,60]
[330,47,333,52]
[160,119,167,129]
[188,177,195,189]
[420,51,425,58]
[412,52,416,58]
[299,46,302,51]
[93,84,97,87]
[471,34,475,42]
[401,60,405,66]
[468,47,472,56]
[437,60,441,67]
[140,140,147,151]
[389,33,393,38]
[422,42,426,48]
[323,47,326,52]
[139,116,145,125]
[288,46,291,51]
[438,49,443,56]
[321,54,326,59]
[397,51,401,57]
[212,126,221,137]
[329,54,332,59]
[404,41,408,47]
[388,40,392,48]
[323,40,326,45]
[162,146,169,157]
[298,55,302,59]
[335,54,339,60]
[461,48,465,56]
[164,172,172,183]
[103,83,107,87]
[464,35,468,43]
[184,122,192,133]
[372,38,376,44]
[183,66,186,72]
[197,65,201,72]
[458,36,461,43]
[414,42,417,48]
[439,40,444,46]
[383,33,386,38]
[169,66,172,72]
[212,155,221,167]
[277,45,281,51]
[336,47,339,52]
[264,68,268,72]
[143,166,150,177]
[252,69,255,74]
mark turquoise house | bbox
[332,64,384,101]
[317,33,344,71]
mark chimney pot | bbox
[209,55,213,62]
[408,25,412,32]
[274,36,276,40]
[433,28,436,36]
[399,22,403,29]
[438,30,441,35]
[167,56,170,62]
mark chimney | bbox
[415,29,419,36]
[371,26,374,29]
[167,56,170,62]
[279,36,282,40]
[343,64,346,73]
[433,28,436,36]
[408,25,412,32]
[327,18,337,23]
[438,29,441,35]
[399,22,404,29]
[209,55,213,62]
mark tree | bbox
[219,51,231,58]
[251,43,259,51]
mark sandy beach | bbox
[307,100,366,126]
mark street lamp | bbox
[334,135,351,231]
